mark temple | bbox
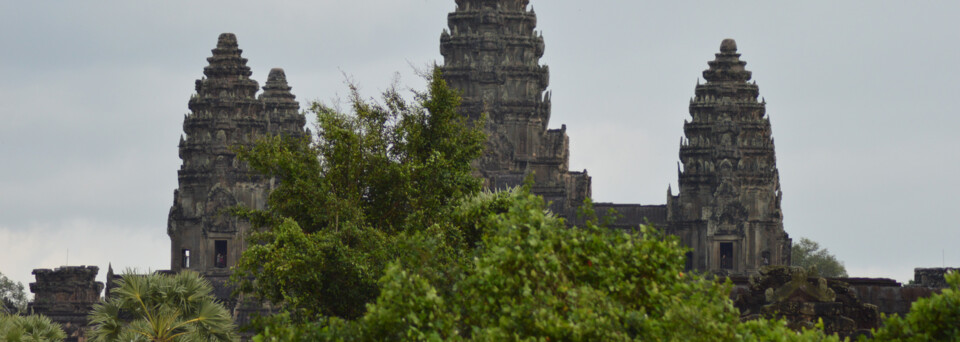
[666,39,793,274]
[166,33,305,285]
[14,2,957,339]
[440,0,591,218]
[440,2,789,275]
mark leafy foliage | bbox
[0,313,67,342]
[232,67,486,321]
[87,271,236,342]
[870,271,960,341]
[0,272,28,314]
[253,191,839,341]
[792,237,848,278]
[233,68,852,340]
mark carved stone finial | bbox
[217,33,238,49]
[267,68,287,85]
[261,67,297,105]
[720,38,738,53]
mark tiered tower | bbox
[667,39,791,275]
[440,0,590,218]
[167,33,305,278]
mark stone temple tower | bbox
[667,39,791,275]
[440,0,590,218]
[167,33,305,278]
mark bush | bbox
[0,313,67,342]
[870,271,960,341]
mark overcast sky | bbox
[2,1,958,292]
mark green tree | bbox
[0,272,28,314]
[870,271,960,341]
[0,313,67,342]
[255,191,839,341]
[232,68,844,340]
[87,271,236,342]
[792,237,848,278]
[231,67,486,321]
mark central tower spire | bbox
[440,0,590,218]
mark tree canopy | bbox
[0,272,28,315]
[792,237,848,278]
[231,67,487,321]
[251,191,839,341]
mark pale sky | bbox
[2,1,959,292]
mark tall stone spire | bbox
[260,68,306,135]
[667,39,791,275]
[167,34,305,278]
[440,0,590,218]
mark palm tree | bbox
[87,271,237,342]
[0,313,67,342]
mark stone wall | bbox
[843,278,939,316]
[593,203,667,230]
[913,267,958,288]
[731,267,953,338]
[29,266,103,342]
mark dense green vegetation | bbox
[250,190,841,341]
[792,237,848,278]
[232,68,958,341]
[231,67,486,322]
[87,271,236,342]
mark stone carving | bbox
[666,39,792,275]
[734,266,880,338]
[29,266,104,342]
